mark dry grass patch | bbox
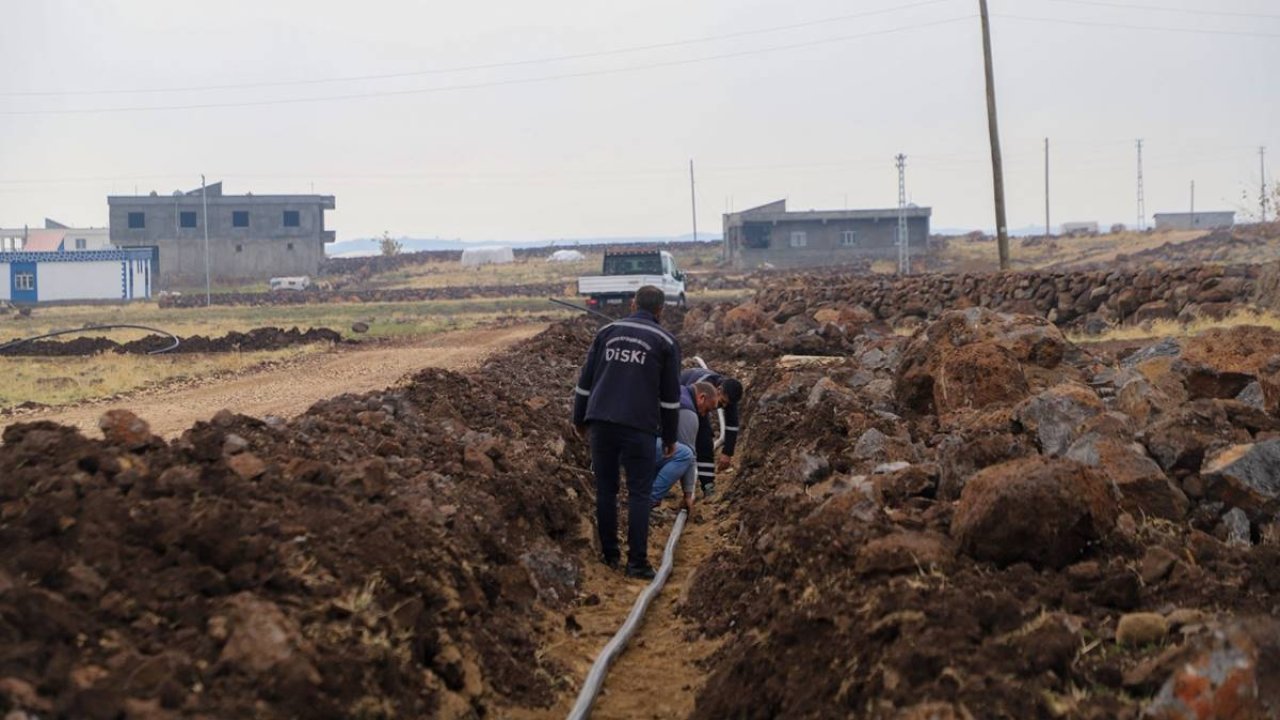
[0,346,323,409]
[1069,308,1280,345]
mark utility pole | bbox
[896,154,910,275]
[979,0,1009,270]
[202,174,211,307]
[1190,180,1195,228]
[689,159,698,243]
[1136,139,1146,231]
[1261,146,1269,223]
[1044,137,1051,237]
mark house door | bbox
[10,262,37,303]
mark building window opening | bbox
[74,238,87,250]
[283,210,300,227]
[235,244,243,253]
[232,211,249,228]
[127,212,145,229]
[180,211,197,228]
[789,231,807,248]
[14,273,35,291]
[841,230,857,247]
[287,242,295,251]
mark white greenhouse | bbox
[460,246,515,267]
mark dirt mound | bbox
[683,306,1280,718]
[0,327,345,356]
[158,284,571,308]
[0,318,602,718]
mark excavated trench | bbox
[4,285,1280,719]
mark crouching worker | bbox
[573,286,683,580]
[679,367,745,498]
[650,381,719,513]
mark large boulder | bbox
[1014,383,1105,457]
[1201,440,1280,515]
[721,302,769,335]
[1066,433,1188,520]
[1140,401,1249,473]
[952,457,1120,569]
[894,309,1069,416]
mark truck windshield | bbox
[603,254,662,275]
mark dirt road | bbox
[3,324,545,438]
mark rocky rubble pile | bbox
[0,320,601,718]
[686,263,1268,338]
[685,307,1280,718]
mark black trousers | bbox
[695,412,716,490]
[589,421,656,567]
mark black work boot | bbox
[625,563,656,580]
[601,554,620,570]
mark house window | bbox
[74,238,87,250]
[235,244,243,253]
[841,230,857,247]
[14,273,34,291]
[128,212,145,229]
[789,231,807,248]
[232,211,249,228]
[283,210,300,227]
[180,211,197,228]
[287,242,295,251]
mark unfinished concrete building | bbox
[108,182,335,287]
[722,199,931,270]
[1153,211,1235,231]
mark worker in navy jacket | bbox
[573,286,682,580]
[679,367,744,498]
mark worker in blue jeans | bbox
[650,381,719,513]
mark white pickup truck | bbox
[578,250,687,311]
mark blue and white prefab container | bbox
[0,247,158,304]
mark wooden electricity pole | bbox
[979,0,1009,270]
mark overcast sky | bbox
[1,0,1276,241]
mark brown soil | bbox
[0,327,345,356]
[2,325,545,439]
[0,320,591,718]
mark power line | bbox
[0,15,975,116]
[994,13,1280,38]
[1035,0,1280,21]
[0,0,958,98]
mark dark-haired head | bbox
[633,285,665,316]
[719,377,743,406]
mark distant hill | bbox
[327,233,719,258]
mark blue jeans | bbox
[590,422,657,568]
[650,439,694,504]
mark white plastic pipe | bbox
[566,509,689,720]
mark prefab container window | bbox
[128,212,145,229]
[232,211,249,228]
[235,244,243,253]
[841,230,857,247]
[74,238,87,250]
[14,273,34,291]
[180,211,197,228]
[789,231,807,248]
[287,242,295,251]
[283,210,300,227]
